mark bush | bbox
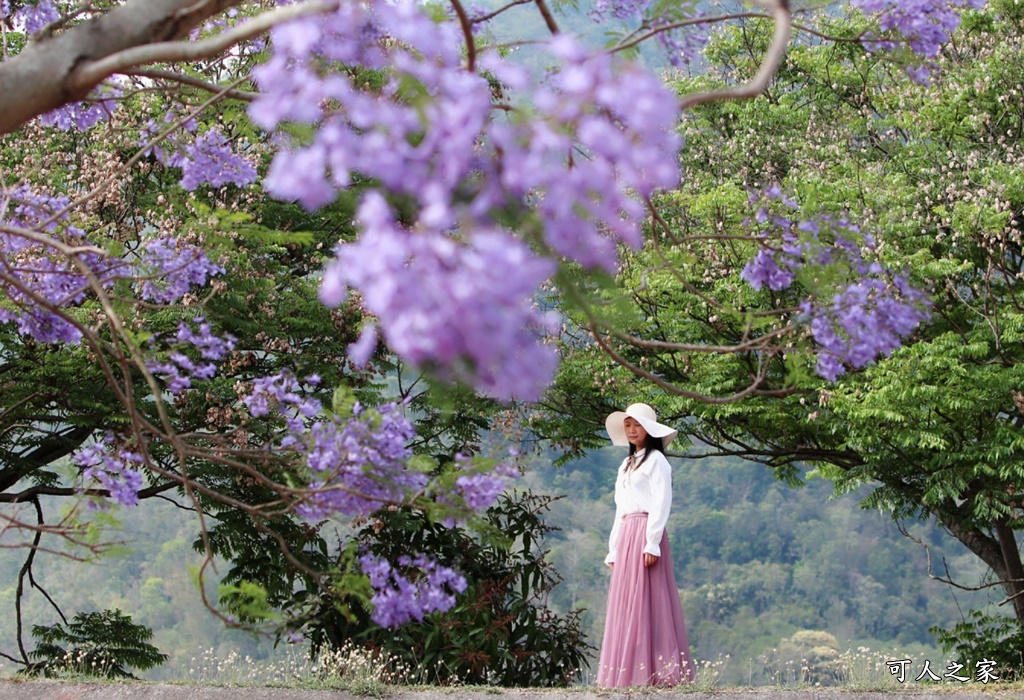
[309,490,592,686]
[26,609,167,679]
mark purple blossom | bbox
[74,435,146,507]
[37,82,122,131]
[136,236,224,304]
[179,129,258,191]
[741,249,796,291]
[243,372,320,419]
[742,189,931,380]
[146,319,236,396]
[253,4,680,400]
[851,0,987,80]
[1,186,227,346]
[15,0,59,34]
[455,473,507,511]
[175,318,236,361]
[360,553,467,628]
[0,186,119,343]
[294,403,426,520]
[240,375,436,519]
[451,452,515,512]
[347,322,378,368]
[321,195,560,401]
[800,276,931,380]
[138,109,197,166]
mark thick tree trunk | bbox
[995,519,1024,624]
[942,513,1024,626]
[0,0,240,135]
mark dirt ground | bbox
[0,681,1020,700]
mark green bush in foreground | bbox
[26,609,167,679]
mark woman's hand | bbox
[643,553,658,568]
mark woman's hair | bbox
[628,434,664,469]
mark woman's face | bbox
[623,417,648,449]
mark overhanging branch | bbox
[0,0,242,134]
[679,0,792,111]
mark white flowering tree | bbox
[0,0,988,674]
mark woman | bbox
[597,402,694,687]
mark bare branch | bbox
[449,0,478,72]
[679,0,792,111]
[588,321,780,403]
[897,522,1024,593]
[534,0,559,35]
[126,68,258,100]
[469,0,532,25]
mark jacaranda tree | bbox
[0,0,989,676]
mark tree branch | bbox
[679,0,792,111]
[0,0,244,135]
[72,1,337,91]
[125,68,258,100]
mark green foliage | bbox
[309,491,592,687]
[219,580,277,624]
[26,609,167,679]
[932,611,1024,680]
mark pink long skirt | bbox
[597,513,694,687]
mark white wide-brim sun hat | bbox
[605,403,678,448]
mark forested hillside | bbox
[0,496,286,680]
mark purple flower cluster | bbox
[491,34,681,269]
[741,188,931,381]
[14,0,58,34]
[74,434,145,507]
[360,553,467,628]
[1,185,228,344]
[179,129,258,191]
[455,473,508,511]
[252,2,680,400]
[136,236,224,304]
[146,319,236,395]
[852,0,986,76]
[294,402,427,520]
[139,110,197,167]
[0,186,114,343]
[242,372,322,422]
[138,118,255,191]
[452,453,518,512]
[321,194,560,400]
[803,274,931,381]
[241,375,429,519]
[37,82,122,132]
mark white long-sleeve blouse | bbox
[604,448,673,565]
